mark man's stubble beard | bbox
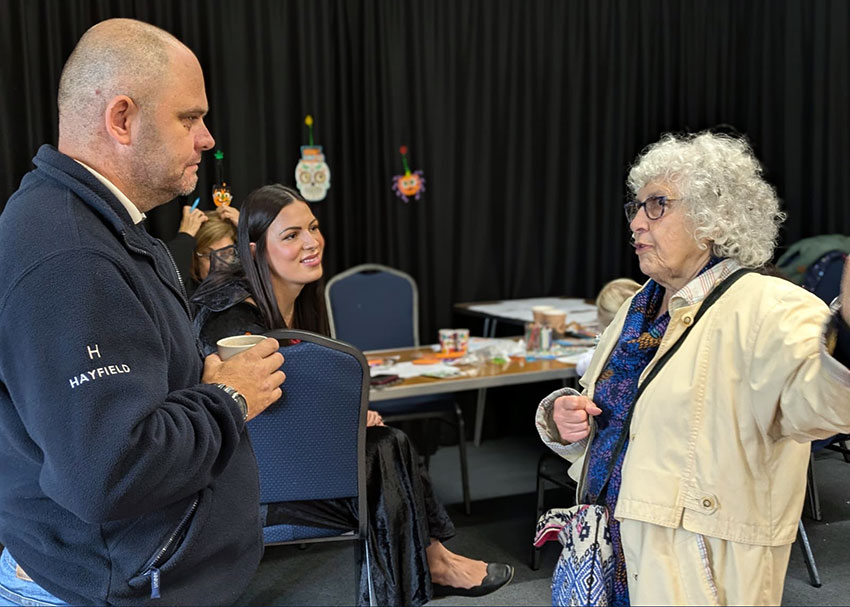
[129,132,197,210]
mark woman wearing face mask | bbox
[191,184,513,607]
[190,210,239,288]
[167,205,240,296]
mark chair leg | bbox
[473,388,487,446]
[807,452,822,521]
[531,457,548,571]
[355,537,376,606]
[452,404,472,516]
[797,519,822,588]
[353,538,362,604]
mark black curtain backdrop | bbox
[3,0,849,341]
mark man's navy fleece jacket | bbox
[0,145,263,605]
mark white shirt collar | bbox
[74,160,147,225]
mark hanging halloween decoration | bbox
[211,150,232,207]
[392,145,425,203]
[295,115,331,201]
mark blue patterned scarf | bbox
[584,257,721,607]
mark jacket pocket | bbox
[127,490,209,599]
[694,534,720,606]
[673,532,721,607]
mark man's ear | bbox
[104,95,138,146]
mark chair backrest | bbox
[776,234,850,285]
[249,329,369,508]
[325,263,419,350]
[802,250,847,304]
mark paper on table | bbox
[466,297,597,325]
[556,348,594,364]
[466,337,521,352]
[370,361,460,379]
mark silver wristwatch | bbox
[215,383,248,422]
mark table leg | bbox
[473,387,487,446]
[487,319,498,338]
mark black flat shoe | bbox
[432,562,515,598]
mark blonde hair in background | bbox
[191,212,238,281]
[596,278,642,329]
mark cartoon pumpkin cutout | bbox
[392,145,425,203]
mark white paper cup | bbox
[216,335,266,360]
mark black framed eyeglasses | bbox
[623,195,680,222]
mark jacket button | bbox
[683,315,693,325]
[702,497,714,509]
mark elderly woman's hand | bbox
[552,394,602,443]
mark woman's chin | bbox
[303,264,323,282]
[637,259,654,279]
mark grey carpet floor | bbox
[237,436,850,606]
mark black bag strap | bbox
[593,267,753,504]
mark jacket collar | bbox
[33,144,136,237]
[74,159,146,225]
[669,258,743,312]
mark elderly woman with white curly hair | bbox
[536,131,850,606]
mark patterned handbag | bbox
[534,505,616,606]
[535,268,753,606]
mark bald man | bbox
[0,19,285,605]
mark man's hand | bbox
[202,338,285,421]
[552,394,602,443]
[178,205,208,237]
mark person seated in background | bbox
[191,184,514,606]
[166,204,239,295]
[595,278,643,330]
[190,208,240,291]
[575,277,642,376]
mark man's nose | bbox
[197,121,215,151]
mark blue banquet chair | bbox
[325,263,472,515]
[249,329,373,604]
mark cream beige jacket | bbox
[537,272,850,547]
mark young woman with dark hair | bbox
[192,184,513,606]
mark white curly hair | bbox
[627,131,786,268]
